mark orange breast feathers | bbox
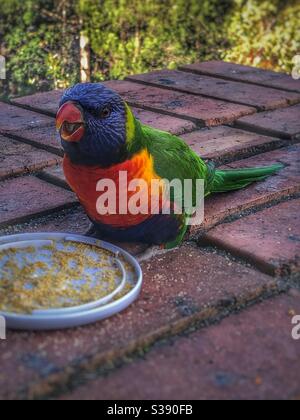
[63,149,165,228]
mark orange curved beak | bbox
[56,101,85,143]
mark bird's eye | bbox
[99,106,111,119]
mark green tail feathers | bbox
[211,163,284,193]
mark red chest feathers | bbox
[63,151,162,228]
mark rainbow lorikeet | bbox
[56,83,283,250]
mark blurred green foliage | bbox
[223,0,300,71]
[79,0,230,80]
[0,0,299,98]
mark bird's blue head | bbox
[56,83,136,167]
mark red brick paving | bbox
[180,61,300,93]
[9,125,63,156]
[236,104,300,140]
[12,92,197,135]
[203,199,300,276]
[181,126,286,164]
[0,102,53,133]
[200,145,300,232]
[12,89,64,116]
[127,69,300,110]
[0,207,90,237]
[132,107,197,135]
[0,244,278,399]
[0,176,77,228]
[62,291,300,400]
[14,80,256,127]
[104,80,256,126]
[38,165,69,190]
[0,61,299,400]
[0,135,61,180]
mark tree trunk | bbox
[80,20,91,83]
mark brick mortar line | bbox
[0,207,81,237]
[12,279,287,400]
[0,97,57,121]
[232,121,300,141]
[0,165,62,184]
[197,242,274,278]
[288,276,300,290]
[195,243,267,272]
[125,101,208,126]
[36,171,72,191]
[0,200,80,230]
[125,76,300,112]
[125,77,262,110]
[7,100,56,118]
[190,191,300,243]
[209,139,294,166]
[207,192,300,231]
[200,238,294,278]
[194,239,299,281]
[197,193,300,277]
[169,123,200,136]
[6,100,202,137]
[178,67,300,94]
[1,131,64,157]
[0,164,60,183]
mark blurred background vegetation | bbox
[0,0,299,99]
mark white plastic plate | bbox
[0,233,143,330]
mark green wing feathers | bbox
[139,122,284,197]
[210,164,284,193]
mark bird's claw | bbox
[136,245,170,263]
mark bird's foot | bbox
[85,223,101,238]
[136,245,171,263]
